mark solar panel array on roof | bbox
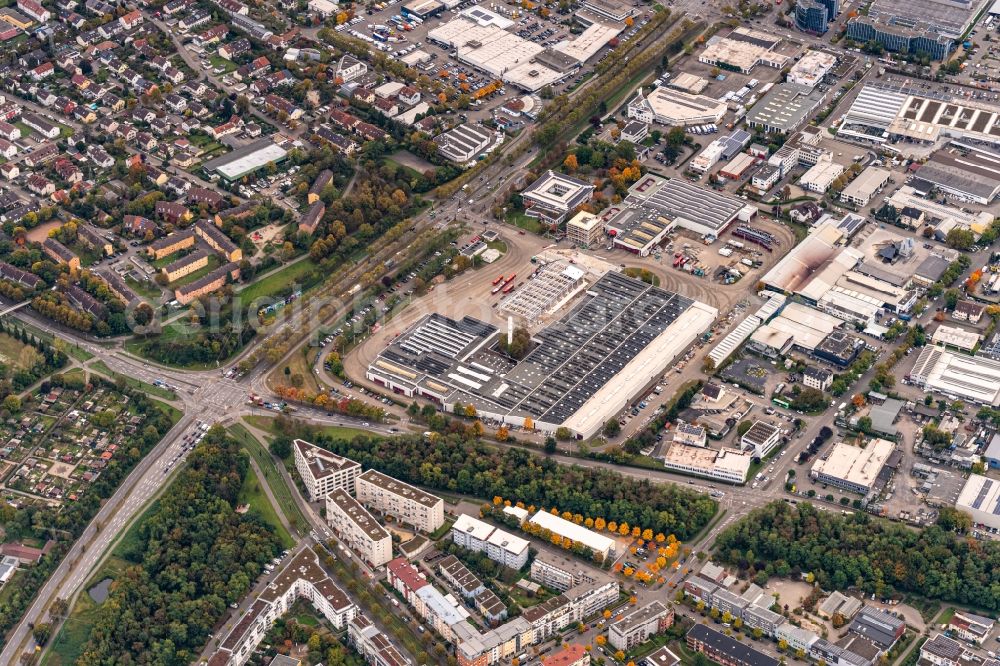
[973,478,993,510]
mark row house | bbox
[24,142,58,167]
[195,24,228,46]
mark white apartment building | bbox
[486,529,529,570]
[293,438,361,502]
[608,600,674,651]
[326,488,393,567]
[348,614,410,666]
[356,469,445,533]
[451,514,530,570]
[207,550,357,666]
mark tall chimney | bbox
[507,316,513,346]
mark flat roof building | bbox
[450,514,529,570]
[740,421,782,459]
[841,167,891,207]
[527,510,616,560]
[608,600,673,650]
[787,50,837,88]
[326,488,393,567]
[661,444,753,484]
[956,473,1000,531]
[698,27,793,74]
[910,345,1000,406]
[293,439,361,501]
[529,551,611,592]
[521,170,595,225]
[203,138,289,182]
[916,148,1000,205]
[366,271,717,439]
[932,324,981,353]
[799,161,845,193]
[627,87,728,127]
[846,0,983,60]
[565,210,604,248]
[810,439,897,494]
[746,83,826,134]
[356,469,445,533]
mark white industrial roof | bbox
[206,141,288,180]
[932,324,981,351]
[528,510,616,555]
[765,302,840,351]
[811,439,895,491]
[912,346,1000,406]
[709,315,761,365]
[553,21,621,63]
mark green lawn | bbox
[41,591,102,666]
[935,607,956,624]
[230,422,310,535]
[90,360,178,401]
[239,463,295,549]
[243,414,369,442]
[148,397,184,426]
[505,210,545,235]
[14,121,32,138]
[124,275,162,300]
[66,345,93,362]
[169,255,221,288]
[209,55,237,73]
[237,258,318,305]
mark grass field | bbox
[208,55,237,73]
[124,274,162,300]
[148,397,183,426]
[90,360,178,401]
[170,255,221,288]
[270,346,322,394]
[0,332,38,368]
[505,210,545,235]
[239,463,295,549]
[237,258,318,305]
[42,592,102,666]
[230,423,309,535]
[243,414,369,442]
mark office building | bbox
[810,439,898,494]
[565,210,604,248]
[662,444,753,484]
[293,438,361,501]
[795,0,829,33]
[840,167,890,207]
[326,488,393,567]
[845,0,983,61]
[356,469,445,533]
[740,421,782,458]
[627,87,728,127]
[608,600,673,650]
[521,170,595,225]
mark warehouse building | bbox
[367,271,717,439]
[527,510,616,560]
[435,123,496,163]
[799,160,845,193]
[915,148,1000,205]
[932,324,981,353]
[746,83,826,134]
[810,439,898,494]
[910,345,1000,406]
[628,175,756,238]
[203,138,289,182]
[840,166,891,207]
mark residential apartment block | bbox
[356,469,444,533]
[608,600,674,650]
[293,438,361,501]
[326,488,392,567]
[207,550,356,666]
[529,552,608,592]
[450,513,529,570]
